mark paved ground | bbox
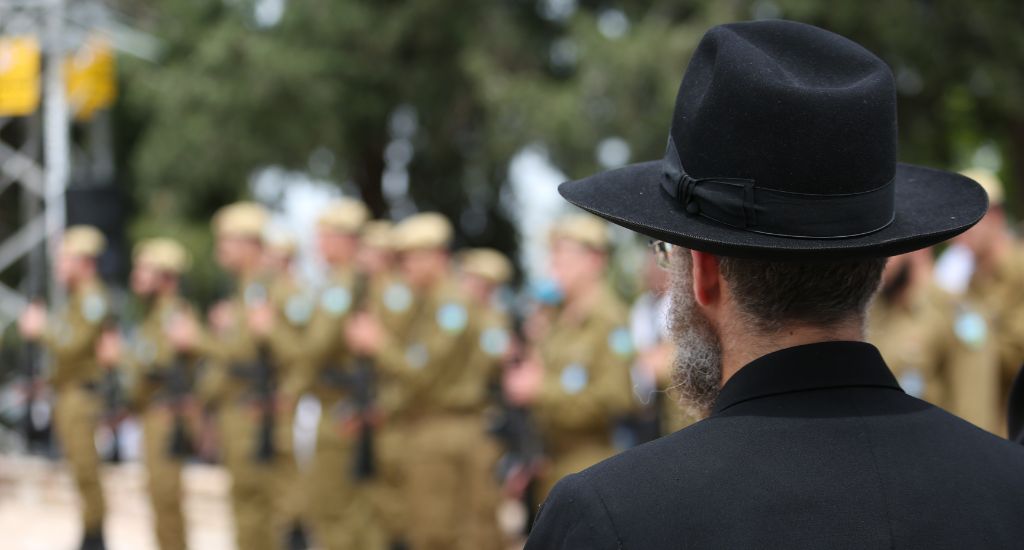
[0,454,529,550]
[0,454,235,550]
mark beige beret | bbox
[265,229,297,256]
[317,198,370,234]
[459,248,513,285]
[393,212,453,252]
[62,225,106,257]
[550,214,610,251]
[134,238,190,274]
[213,202,268,239]
[960,168,1004,206]
[361,220,394,249]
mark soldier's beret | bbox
[393,212,453,252]
[62,225,107,257]
[361,220,394,249]
[134,237,191,274]
[459,248,513,285]
[549,214,610,251]
[317,198,370,234]
[213,201,268,239]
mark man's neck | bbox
[719,320,865,385]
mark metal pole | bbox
[42,0,68,306]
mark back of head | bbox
[717,256,886,335]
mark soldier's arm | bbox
[534,324,635,431]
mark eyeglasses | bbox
[649,240,674,269]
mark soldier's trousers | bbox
[274,400,304,533]
[406,413,503,550]
[536,441,616,504]
[142,407,187,550]
[54,387,105,534]
[219,404,276,550]
[306,400,384,550]
[372,420,410,546]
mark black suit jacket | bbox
[526,342,1024,549]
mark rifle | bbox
[349,272,376,480]
[491,317,544,532]
[252,342,276,463]
[100,316,124,463]
[166,351,194,459]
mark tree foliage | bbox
[112,0,1024,279]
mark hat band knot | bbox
[661,137,896,239]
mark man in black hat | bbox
[526,20,1024,549]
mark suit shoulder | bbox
[527,472,622,550]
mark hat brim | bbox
[559,161,987,260]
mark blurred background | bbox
[1,0,1022,548]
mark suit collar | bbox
[712,341,902,414]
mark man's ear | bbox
[690,250,722,307]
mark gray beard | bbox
[668,253,724,420]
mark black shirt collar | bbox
[712,341,902,414]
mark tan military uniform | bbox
[533,284,635,501]
[366,275,416,547]
[462,303,510,550]
[965,246,1024,421]
[303,268,385,550]
[126,295,197,550]
[264,272,318,537]
[869,283,1001,432]
[371,276,494,550]
[195,276,277,550]
[44,278,110,535]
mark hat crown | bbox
[673,20,896,195]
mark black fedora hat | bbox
[559,20,987,260]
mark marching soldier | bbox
[504,214,635,502]
[951,168,1024,425]
[123,238,197,550]
[168,201,277,550]
[868,248,1001,432]
[18,225,111,550]
[345,213,495,550]
[262,232,316,549]
[303,198,385,550]
[456,247,514,549]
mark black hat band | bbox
[661,137,896,240]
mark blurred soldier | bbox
[951,168,1024,420]
[18,225,111,550]
[868,249,1001,432]
[262,231,316,549]
[350,218,418,550]
[505,214,635,502]
[457,247,514,549]
[346,213,495,550]
[168,201,277,550]
[123,238,196,550]
[303,198,384,550]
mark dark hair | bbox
[717,256,887,334]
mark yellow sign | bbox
[0,36,42,116]
[66,36,117,121]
